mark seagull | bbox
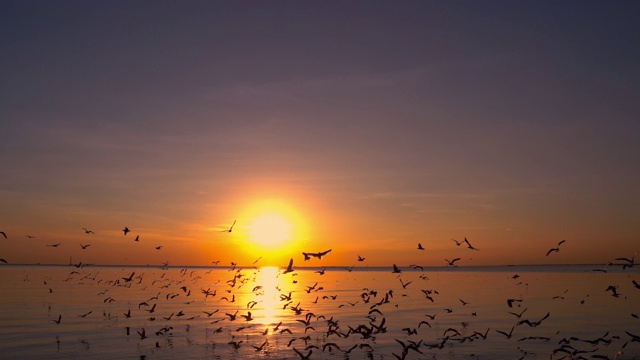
[0,258,7,264]
[82,228,94,234]
[445,258,461,266]
[155,246,163,250]
[80,244,91,249]
[52,315,62,324]
[357,255,365,262]
[495,325,515,339]
[417,243,425,250]
[283,258,294,274]
[546,240,566,256]
[463,238,479,250]
[123,227,130,236]
[451,238,463,246]
[392,264,402,273]
[302,249,332,261]
[221,220,236,233]
[47,243,61,247]
[0,231,7,239]
[134,235,139,242]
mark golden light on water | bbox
[235,266,296,332]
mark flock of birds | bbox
[1,224,640,360]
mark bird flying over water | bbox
[445,258,460,266]
[283,258,294,274]
[357,255,365,261]
[546,240,566,256]
[302,249,332,261]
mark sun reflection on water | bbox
[238,266,296,334]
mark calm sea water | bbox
[0,264,639,359]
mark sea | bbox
[0,264,638,359]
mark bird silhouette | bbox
[357,255,365,261]
[302,249,332,261]
[392,264,402,273]
[546,240,566,256]
[82,228,94,234]
[123,227,130,235]
[221,220,236,233]
[283,258,294,274]
[80,244,91,249]
[445,258,461,266]
[417,243,425,250]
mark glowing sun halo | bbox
[248,213,292,247]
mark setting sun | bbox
[249,213,292,247]
[235,198,310,264]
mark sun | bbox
[236,198,310,262]
[248,213,292,247]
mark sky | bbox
[1,1,639,267]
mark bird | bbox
[52,315,62,324]
[445,258,461,266]
[47,243,61,247]
[417,243,425,250]
[451,238,463,246]
[221,220,236,233]
[357,255,365,261]
[495,325,515,339]
[463,238,479,250]
[26,235,35,238]
[392,264,402,273]
[283,258,294,274]
[302,249,332,261]
[293,348,313,360]
[134,235,139,242]
[82,228,94,234]
[155,246,163,250]
[546,240,566,256]
[0,258,7,264]
[80,244,91,249]
[123,227,130,235]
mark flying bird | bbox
[134,235,139,242]
[221,220,236,233]
[392,264,402,273]
[546,240,566,256]
[463,238,479,250]
[445,258,461,266]
[0,231,7,239]
[283,258,294,274]
[123,227,130,235]
[357,255,365,262]
[417,243,425,250]
[302,249,332,261]
[80,244,91,249]
[82,228,94,234]
[47,243,61,247]
[155,246,163,250]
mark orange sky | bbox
[1,2,639,267]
